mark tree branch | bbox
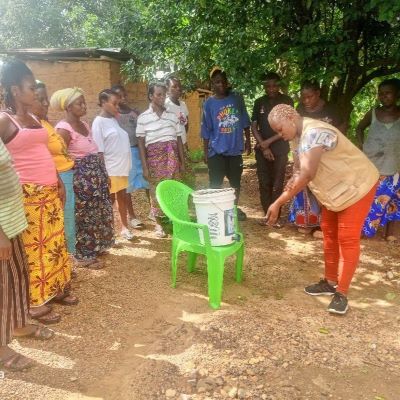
[354,65,400,94]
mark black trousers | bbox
[255,149,288,214]
[207,154,243,189]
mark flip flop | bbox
[0,353,34,371]
[29,304,52,319]
[14,324,54,340]
[53,294,79,306]
[31,310,61,325]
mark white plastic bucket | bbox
[192,188,236,246]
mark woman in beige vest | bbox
[265,104,379,315]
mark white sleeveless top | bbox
[363,109,400,175]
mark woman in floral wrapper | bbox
[51,88,114,269]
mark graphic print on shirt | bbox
[177,111,187,126]
[217,104,239,134]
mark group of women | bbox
[0,59,190,370]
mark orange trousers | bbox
[321,184,377,295]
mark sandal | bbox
[29,304,52,319]
[30,310,61,325]
[75,258,104,270]
[0,353,34,371]
[14,324,54,340]
[129,218,144,229]
[53,293,79,306]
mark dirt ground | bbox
[1,166,399,400]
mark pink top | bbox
[4,113,58,185]
[55,120,98,159]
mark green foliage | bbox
[1,0,400,128]
[189,149,204,163]
[0,0,118,48]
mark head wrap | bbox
[50,87,84,111]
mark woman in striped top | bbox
[137,82,185,237]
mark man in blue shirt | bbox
[201,67,251,220]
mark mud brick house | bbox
[1,47,207,150]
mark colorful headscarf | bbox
[50,87,84,111]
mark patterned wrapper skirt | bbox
[181,147,196,189]
[147,140,180,217]
[74,153,114,259]
[362,174,400,237]
[289,188,321,228]
[22,184,71,307]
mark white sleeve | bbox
[92,118,105,152]
[135,115,146,137]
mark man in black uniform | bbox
[251,72,293,223]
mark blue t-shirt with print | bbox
[201,92,250,157]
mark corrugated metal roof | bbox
[0,47,133,62]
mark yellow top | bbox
[42,119,74,172]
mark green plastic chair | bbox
[156,179,244,309]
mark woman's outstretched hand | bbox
[265,202,280,226]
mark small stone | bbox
[282,362,289,369]
[370,343,377,350]
[165,389,176,398]
[197,378,214,393]
[215,377,225,386]
[228,386,238,398]
[387,270,395,280]
[261,395,268,400]
[70,376,78,382]
[238,388,248,398]
[199,368,208,377]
